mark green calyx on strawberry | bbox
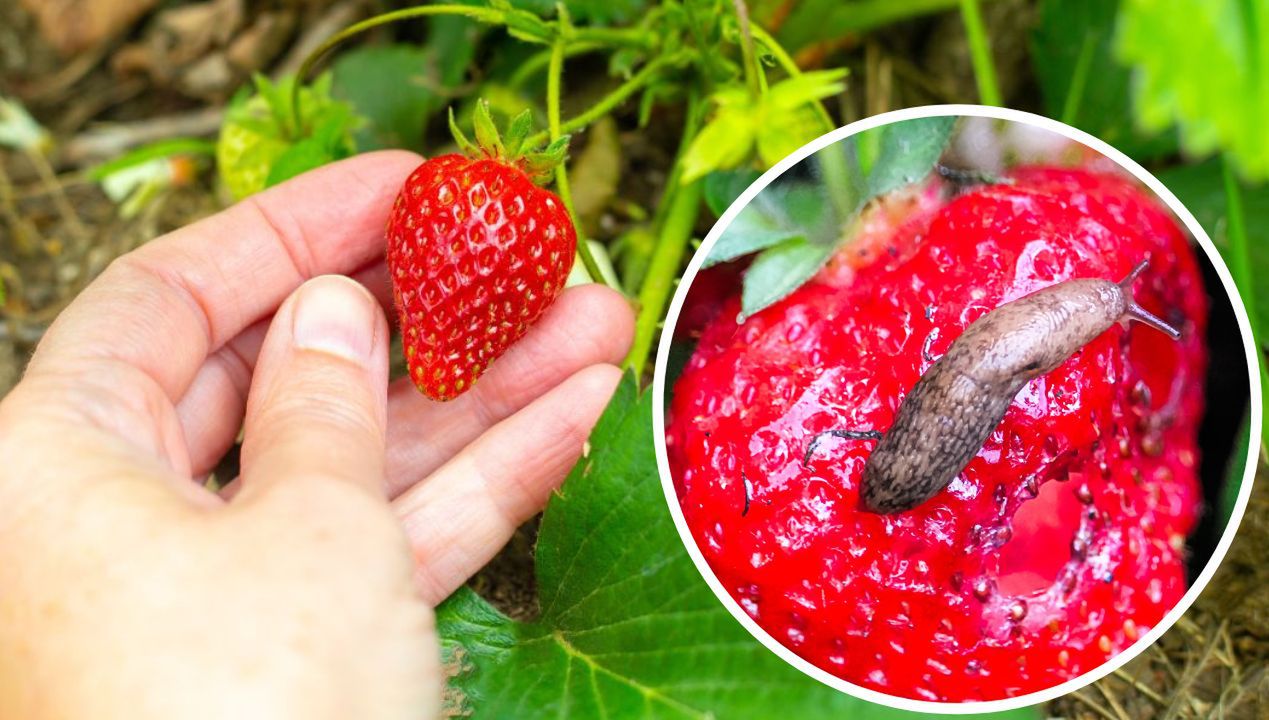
[668,166,1207,701]
[387,100,576,401]
[216,74,358,200]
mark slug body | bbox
[816,261,1180,515]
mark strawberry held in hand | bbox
[667,166,1208,701]
[387,103,576,400]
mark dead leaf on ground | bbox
[568,115,621,237]
[18,0,160,55]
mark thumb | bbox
[237,275,390,498]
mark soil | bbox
[0,2,1264,718]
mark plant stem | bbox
[546,34,607,287]
[291,3,650,123]
[958,0,1001,105]
[625,95,705,375]
[1060,33,1096,125]
[1222,156,1269,438]
[523,53,680,150]
[732,0,763,99]
[628,180,701,376]
[509,41,603,90]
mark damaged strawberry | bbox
[666,166,1207,701]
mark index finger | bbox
[25,150,421,403]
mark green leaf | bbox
[705,183,828,267]
[739,237,838,319]
[331,16,474,151]
[332,45,449,152]
[703,168,762,216]
[1118,0,1269,178]
[217,73,360,199]
[1156,158,1269,326]
[679,104,758,184]
[504,0,647,24]
[756,103,826,168]
[264,107,355,187]
[764,68,848,111]
[438,377,914,719]
[86,138,215,181]
[503,109,534,157]
[472,99,505,155]
[1220,410,1252,524]
[730,117,952,316]
[863,115,956,197]
[774,0,966,54]
[1030,0,1176,160]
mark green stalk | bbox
[523,53,681,150]
[509,42,603,90]
[628,180,702,376]
[546,33,607,287]
[1222,156,1269,443]
[958,0,1001,105]
[291,3,650,123]
[625,95,705,375]
[732,0,763,99]
[1060,34,1096,125]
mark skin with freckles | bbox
[0,151,632,720]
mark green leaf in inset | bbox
[740,237,838,319]
[437,377,911,719]
[730,116,952,316]
[705,183,828,267]
[703,168,762,216]
[863,115,956,198]
[1118,0,1269,178]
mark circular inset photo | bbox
[653,107,1259,710]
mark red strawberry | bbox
[667,166,1207,701]
[387,104,576,401]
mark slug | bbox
[805,260,1181,515]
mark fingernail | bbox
[291,276,378,362]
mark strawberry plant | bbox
[666,119,1221,701]
[216,74,359,200]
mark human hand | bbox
[0,151,633,720]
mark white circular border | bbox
[650,104,1263,714]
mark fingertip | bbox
[238,275,391,496]
[573,361,625,397]
[554,284,637,363]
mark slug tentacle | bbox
[1119,260,1181,339]
[803,259,1181,516]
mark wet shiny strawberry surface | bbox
[667,167,1208,701]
